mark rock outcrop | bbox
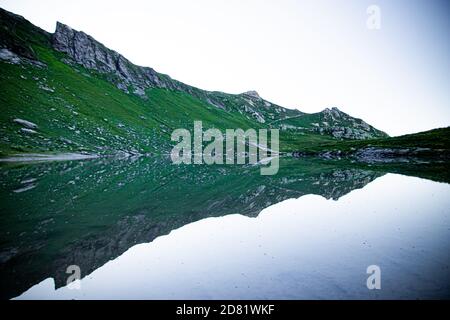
[243,90,262,99]
[314,107,388,139]
[52,22,187,97]
[13,118,38,129]
[0,48,21,64]
[0,8,49,67]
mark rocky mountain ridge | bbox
[53,22,185,97]
[49,20,387,139]
[0,6,390,159]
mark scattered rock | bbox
[13,118,38,129]
[20,128,37,134]
[39,85,55,93]
[13,183,37,193]
[0,48,21,64]
[20,178,37,184]
[133,87,146,97]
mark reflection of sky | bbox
[16,174,450,299]
[0,0,449,136]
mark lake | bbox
[0,157,449,299]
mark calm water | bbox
[0,157,449,299]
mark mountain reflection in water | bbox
[0,157,449,299]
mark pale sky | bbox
[1,0,449,136]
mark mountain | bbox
[0,7,388,158]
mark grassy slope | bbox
[3,45,448,158]
[0,48,345,157]
[0,8,268,156]
[293,127,450,154]
[0,7,392,158]
[0,7,447,159]
[0,9,234,156]
[0,44,265,156]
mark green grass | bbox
[0,47,365,157]
[2,44,448,159]
[0,44,265,156]
[289,127,450,154]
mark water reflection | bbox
[0,157,449,299]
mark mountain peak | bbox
[323,107,342,113]
[322,107,346,118]
[55,21,72,31]
[242,91,261,99]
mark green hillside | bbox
[0,7,388,158]
[292,127,450,155]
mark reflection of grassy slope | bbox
[0,157,383,298]
[336,160,450,185]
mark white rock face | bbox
[52,22,179,96]
[243,91,261,99]
[39,85,55,93]
[0,48,21,64]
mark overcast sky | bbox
[1,0,449,136]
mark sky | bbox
[0,0,449,136]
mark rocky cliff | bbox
[316,107,387,139]
[52,22,187,97]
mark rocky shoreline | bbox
[292,147,450,164]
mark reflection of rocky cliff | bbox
[0,157,383,299]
